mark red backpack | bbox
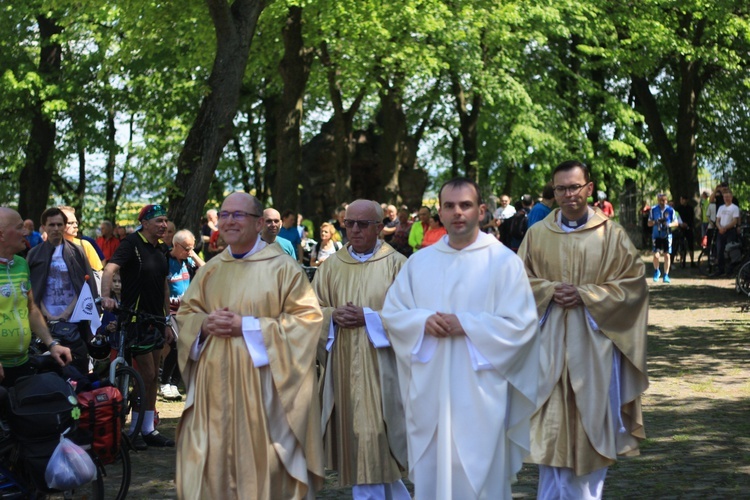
[77,386,123,465]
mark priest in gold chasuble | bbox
[312,199,409,500]
[175,192,324,499]
[517,161,649,499]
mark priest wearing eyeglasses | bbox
[175,192,325,499]
[312,200,409,499]
[517,160,649,499]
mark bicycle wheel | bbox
[100,440,131,500]
[697,249,716,276]
[114,366,145,440]
[735,260,750,295]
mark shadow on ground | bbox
[648,282,746,311]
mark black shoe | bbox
[142,430,175,447]
[131,433,148,451]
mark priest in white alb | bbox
[382,178,541,499]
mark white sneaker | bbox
[160,384,172,399]
[169,385,183,401]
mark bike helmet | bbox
[87,334,112,360]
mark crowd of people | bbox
[0,161,654,499]
[644,183,741,283]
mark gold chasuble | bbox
[312,243,408,486]
[517,208,649,476]
[175,244,324,499]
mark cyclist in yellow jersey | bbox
[0,208,71,386]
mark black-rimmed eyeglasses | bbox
[553,184,589,196]
[343,219,379,229]
[218,211,261,221]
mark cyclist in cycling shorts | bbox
[0,208,71,387]
[100,204,175,449]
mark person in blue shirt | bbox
[261,208,297,258]
[527,183,556,228]
[278,209,303,263]
[648,193,679,283]
[22,219,43,248]
[163,229,204,401]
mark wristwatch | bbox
[48,340,61,349]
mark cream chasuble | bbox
[312,242,407,486]
[175,244,324,499]
[517,208,649,476]
[382,232,540,500]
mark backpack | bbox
[509,210,529,241]
[8,372,77,439]
[76,386,123,465]
[8,372,79,491]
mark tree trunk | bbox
[320,42,354,207]
[374,82,407,203]
[103,108,117,222]
[632,68,701,201]
[273,6,313,213]
[450,71,481,183]
[262,93,279,205]
[18,15,62,224]
[168,0,265,236]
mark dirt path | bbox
[116,263,750,498]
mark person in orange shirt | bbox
[96,220,120,263]
[421,214,447,248]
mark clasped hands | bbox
[202,307,242,339]
[553,283,582,309]
[425,312,465,338]
[332,302,365,329]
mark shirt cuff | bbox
[363,307,391,348]
[189,333,205,361]
[242,316,269,367]
[326,318,335,352]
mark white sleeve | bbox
[241,316,269,367]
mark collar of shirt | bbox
[557,208,593,232]
[229,235,266,259]
[347,239,382,262]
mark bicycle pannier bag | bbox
[77,386,123,465]
[8,372,77,439]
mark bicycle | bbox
[0,356,106,499]
[86,303,167,500]
[734,226,750,295]
[697,229,718,276]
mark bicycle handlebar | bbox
[95,298,168,325]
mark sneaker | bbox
[653,269,661,282]
[160,384,182,401]
[142,430,175,448]
[663,274,671,283]
[159,384,172,399]
[170,385,183,401]
[131,433,148,451]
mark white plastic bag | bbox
[45,436,97,490]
